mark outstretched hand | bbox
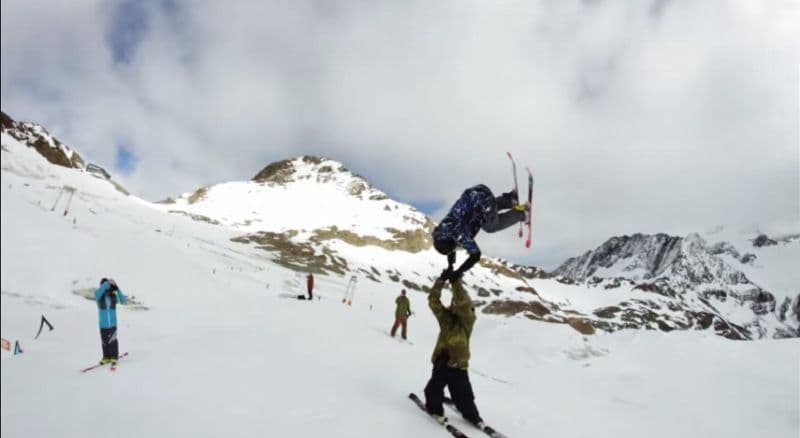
[439,266,454,282]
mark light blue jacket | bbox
[95,281,127,329]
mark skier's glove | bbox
[439,267,454,282]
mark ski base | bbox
[524,166,533,249]
[409,393,470,438]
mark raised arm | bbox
[449,279,475,327]
[116,288,127,304]
[428,273,449,323]
[454,232,481,278]
[95,282,110,301]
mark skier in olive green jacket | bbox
[423,268,484,427]
[390,289,412,340]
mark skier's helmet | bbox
[434,238,456,255]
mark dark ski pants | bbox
[482,209,525,233]
[424,360,482,424]
[100,327,119,360]
[482,191,525,233]
[390,316,408,339]
[307,286,313,300]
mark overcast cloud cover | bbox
[2,0,798,268]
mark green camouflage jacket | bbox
[395,295,411,318]
[428,277,475,370]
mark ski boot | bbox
[468,417,486,430]
[514,202,531,222]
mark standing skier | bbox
[423,269,484,427]
[433,185,527,279]
[390,289,412,340]
[306,273,314,300]
[95,278,127,365]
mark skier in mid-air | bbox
[432,184,528,280]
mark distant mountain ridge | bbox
[555,232,800,339]
[3,108,797,341]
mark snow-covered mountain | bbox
[2,112,798,438]
[554,232,800,339]
[163,155,435,257]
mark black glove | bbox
[439,266,454,282]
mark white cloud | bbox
[2,0,798,268]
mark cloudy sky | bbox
[2,0,798,268]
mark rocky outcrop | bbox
[1,110,85,169]
[555,233,761,299]
[753,234,778,247]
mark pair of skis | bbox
[80,351,128,373]
[506,152,534,249]
[409,393,508,438]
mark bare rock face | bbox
[554,233,756,296]
[252,158,295,184]
[1,110,85,169]
[555,233,682,281]
[753,234,778,247]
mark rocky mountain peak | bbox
[251,155,388,201]
[0,110,85,169]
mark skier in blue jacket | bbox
[95,278,127,365]
[432,185,527,280]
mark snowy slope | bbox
[2,123,799,438]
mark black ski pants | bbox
[100,327,119,359]
[424,359,482,424]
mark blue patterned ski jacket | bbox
[432,184,497,256]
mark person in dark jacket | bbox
[432,185,527,280]
[390,289,412,339]
[306,273,314,300]
[95,278,127,365]
[423,269,483,427]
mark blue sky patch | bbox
[106,0,150,65]
[410,200,444,216]
[115,143,139,175]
